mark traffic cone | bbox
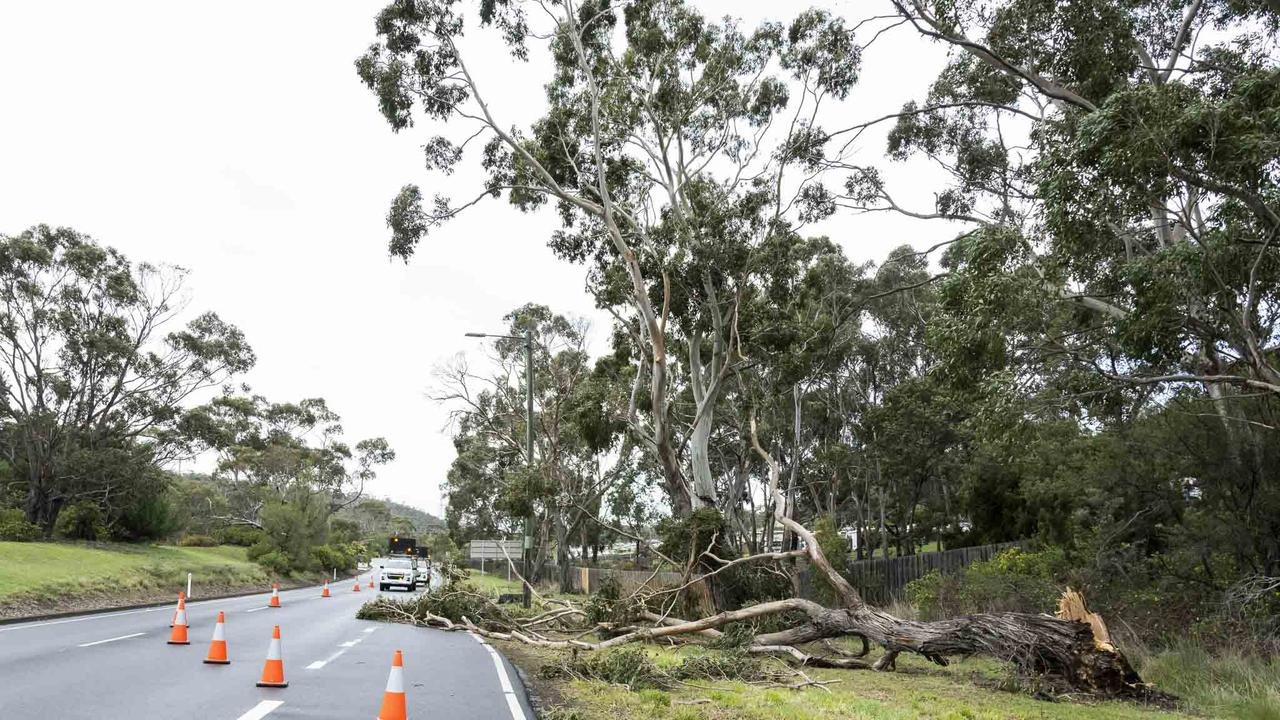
[321,580,330,598]
[167,595,190,645]
[203,611,230,664]
[269,582,281,608]
[376,650,407,720]
[255,625,288,687]
[354,576,362,592]
[368,575,375,589]
[170,590,185,627]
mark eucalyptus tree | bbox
[0,225,255,531]
[846,0,1280,570]
[356,0,1162,694]
[358,0,862,521]
[181,390,394,530]
[435,304,627,591]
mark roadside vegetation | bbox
[0,228,451,590]
[0,542,270,618]
[354,0,1280,712]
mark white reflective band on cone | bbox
[385,665,405,694]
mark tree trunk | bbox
[555,518,572,594]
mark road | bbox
[0,575,533,719]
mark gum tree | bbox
[356,0,1152,695]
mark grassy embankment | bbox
[462,571,1279,720]
[0,541,288,619]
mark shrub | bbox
[215,525,266,547]
[311,543,356,572]
[907,547,1064,620]
[0,508,41,541]
[178,533,218,547]
[116,493,179,541]
[55,502,108,541]
[253,549,293,576]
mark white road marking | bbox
[362,627,378,634]
[245,606,270,613]
[305,648,348,670]
[469,632,528,720]
[0,607,164,633]
[339,638,362,647]
[77,632,145,647]
[234,700,284,720]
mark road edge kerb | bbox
[0,573,359,627]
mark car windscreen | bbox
[385,559,413,569]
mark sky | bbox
[0,1,956,518]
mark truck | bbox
[377,536,425,592]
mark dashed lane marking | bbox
[305,648,348,670]
[234,700,284,720]
[78,632,146,647]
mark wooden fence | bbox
[828,541,1024,605]
[465,541,1023,607]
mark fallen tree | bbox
[354,0,1163,702]
[359,417,1157,700]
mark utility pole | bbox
[466,328,536,608]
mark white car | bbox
[377,556,418,592]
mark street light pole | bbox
[466,329,535,609]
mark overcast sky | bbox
[0,1,955,518]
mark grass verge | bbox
[497,636,1279,720]
[0,541,305,620]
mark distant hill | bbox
[374,497,446,532]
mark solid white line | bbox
[245,606,270,613]
[362,627,378,634]
[235,700,284,720]
[469,632,527,720]
[78,632,145,647]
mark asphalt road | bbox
[0,574,533,719]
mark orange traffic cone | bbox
[353,576,362,592]
[204,611,230,664]
[368,576,375,589]
[170,590,185,627]
[256,625,288,687]
[376,650,407,720]
[268,582,281,608]
[168,595,190,645]
[321,580,330,598]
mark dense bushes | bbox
[54,502,109,541]
[178,533,218,547]
[0,508,40,541]
[215,525,265,547]
[907,547,1065,620]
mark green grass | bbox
[0,541,271,604]
[505,641,1206,720]
[1136,642,1280,719]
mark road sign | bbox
[468,539,522,560]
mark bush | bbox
[55,502,108,541]
[907,547,1064,620]
[0,508,41,541]
[311,543,356,572]
[116,493,178,541]
[215,525,266,547]
[246,539,292,575]
[254,549,293,576]
[178,533,218,547]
